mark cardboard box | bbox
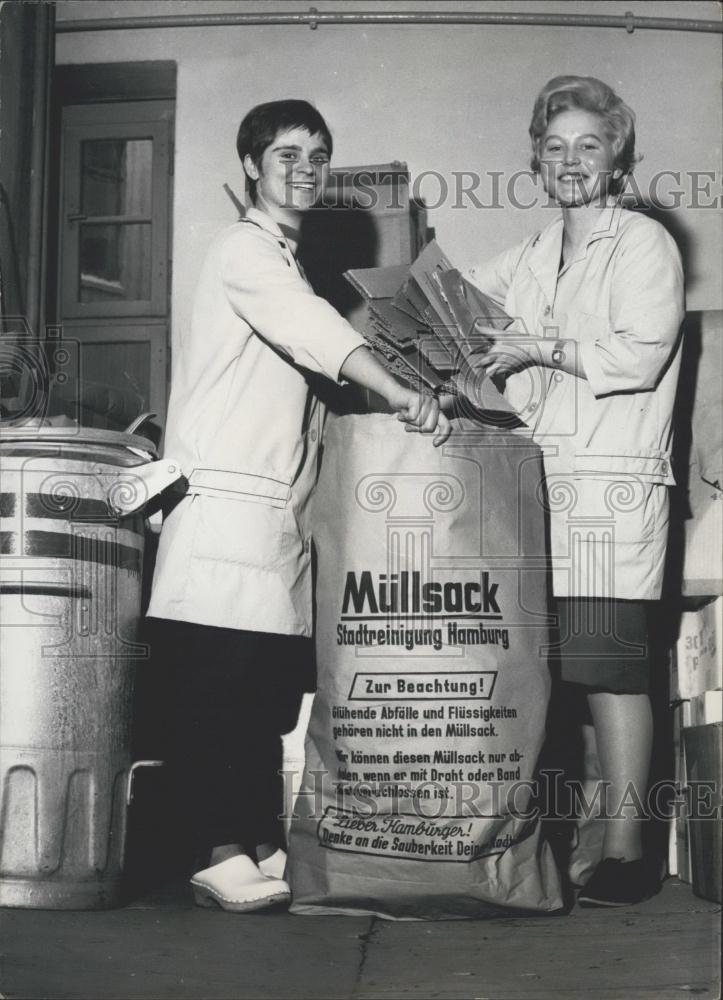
[683,723,723,903]
[682,491,723,597]
[689,689,723,726]
[675,597,723,700]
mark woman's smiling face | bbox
[245,126,330,219]
[539,109,621,207]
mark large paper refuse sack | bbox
[288,413,563,919]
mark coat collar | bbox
[244,206,299,254]
[527,200,623,302]
[244,206,285,239]
[586,198,623,242]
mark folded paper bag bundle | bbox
[344,240,513,398]
[287,413,563,919]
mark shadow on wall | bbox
[300,203,379,315]
[626,199,716,623]
[664,309,723,606]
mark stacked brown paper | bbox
[345,240,512,398]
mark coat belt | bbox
[186,468,291,507]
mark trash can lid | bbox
[0,426,158,465]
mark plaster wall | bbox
[56,0,723,341]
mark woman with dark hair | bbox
[466,76,684,906]
[147,99,449,912]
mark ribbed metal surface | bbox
[0,435,148,909]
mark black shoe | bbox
[577,857,656,908]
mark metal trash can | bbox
[683,722,723,904]
[0,426,180,909]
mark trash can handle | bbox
[0,582,92,598]
[127,759,165,806]
[106,459,183,517]
[124,412,156,435]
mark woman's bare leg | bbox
[587,691,653,860]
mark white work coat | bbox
[147,208,365,634]
[467,203,684,599]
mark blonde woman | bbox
[467,76,684,906]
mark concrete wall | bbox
[56,0,723,344]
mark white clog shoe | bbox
[190,855,290,912]
[257,848,287,880]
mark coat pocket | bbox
[191,495,288,569]
[187,472,293,570]
[564,472,662,546]
[556,309,609,346]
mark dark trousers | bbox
[149,618,313,863]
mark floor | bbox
[0,878,719,999]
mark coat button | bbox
[543,305,551,316]
[310,428,318,442]
[661,461,668,474]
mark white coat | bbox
[467,203,685,600]
[146,208,365,635]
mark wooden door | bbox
[57,100,173,437]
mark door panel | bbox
[57,101,173,437]
[61,104,171,320]
[52,323,167,433]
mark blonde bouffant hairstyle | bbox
[529,76,637,194]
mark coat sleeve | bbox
[464,236,533,306]
[579,219,685,397]
[220,226,366,382]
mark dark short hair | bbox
[529,76,637,193]
[236,100,333,198]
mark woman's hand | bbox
[470,330,584,381]
[387,386,452,446]
[338,346,452,444]
[470,325,541,380]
